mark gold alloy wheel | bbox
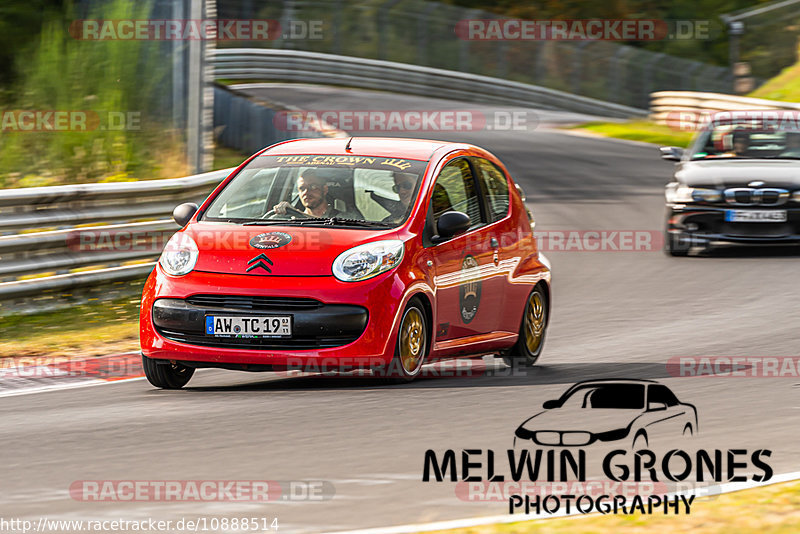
[399,307,425,374]
[524,290,546,354]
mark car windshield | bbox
[203,154,428,227]
[558,384,645,409]
[689,114,800,161]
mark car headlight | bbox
[793,191,800,202]
[332,240,404,282]
[666,184,722,204]
[159,233,199,276]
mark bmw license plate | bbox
[205,315,291,337]
[725,209,787,223]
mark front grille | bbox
[762,190,780,204]
[157,329,358,350]
[153,297,369,350]
[185,294,323,311]
[720,223,792,238]
[725,188,788,206]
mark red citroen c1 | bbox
[140,137,551,388]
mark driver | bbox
[273,169,351,218]
[718,130,750,157]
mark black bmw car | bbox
[513,379,697,449]
[662,111,800,256]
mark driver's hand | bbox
[273,201,292,215]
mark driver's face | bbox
[297,175,327,210]
[733,139,748,154]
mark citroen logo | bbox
[246,253,273,273]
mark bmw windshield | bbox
[558,384,646,410]
[202,154,428,227]
[689,115,800,160]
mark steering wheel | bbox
[262,204,311,219]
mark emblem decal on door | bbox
[459,255,482,323]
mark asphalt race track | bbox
[1,85,799,532]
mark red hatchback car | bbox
[140,137,551,388]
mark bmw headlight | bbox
[332,240,404,282]
[159,233,199,276]
[666,184,722,204]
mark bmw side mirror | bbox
[660,146,684,162]
[647,401,667,412]
[173,202,199,227]
[542,400,559,409]
[433,211,471,243]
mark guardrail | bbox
[0,168,234,315]
[650,91,800,129]
[214,84,338,156]
[210,48,647,119]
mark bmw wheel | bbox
[666,230,690,257]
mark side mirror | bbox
[173,202,199,227]
[433,211,471,242]
[647,401,667,412]
[660,146,684,162]
[542,400,559,409]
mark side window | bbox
[648,385,679,407]
[430,158,483,228]
[474,158,510,223]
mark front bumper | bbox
[140,265,426,369]
[666,205,800,246]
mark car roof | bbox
[262,137,471,161]
[567,378,658,387]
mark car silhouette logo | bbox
[246,253,274,273]
[513,379,698,449]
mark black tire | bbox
[142,354,195,389]
[374,300,428,383]
[683,423,694,437]
[665,231,690,257]
[503,285,548,368]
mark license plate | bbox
[205,315,291,337]
[724,210,787,223]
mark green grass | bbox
[428,479,800,534]
[0,0,185,189]
[749,60,800,103]
[569,57,800,149]
[0,296,141,358]
[569,120,694,147]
